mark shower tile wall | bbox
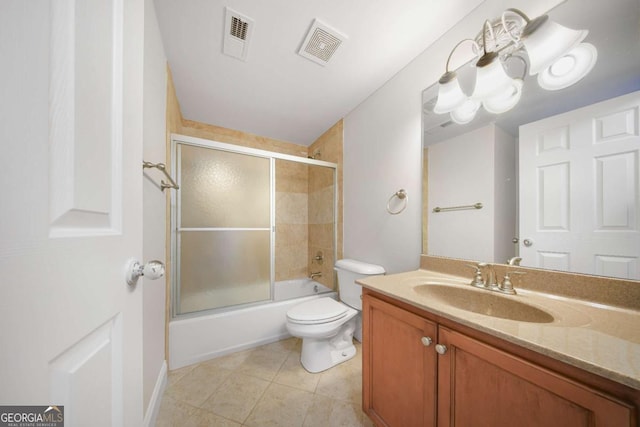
[308,120,343,290]
[275,160,309,281]
[308,167,335,289]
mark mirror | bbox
[422,0,640,280]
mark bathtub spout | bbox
[309,271,322,280]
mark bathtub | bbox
[169,278,335,369]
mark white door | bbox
[519,91,640,279]
[1,1,145,426]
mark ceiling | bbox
[153,0,484,145]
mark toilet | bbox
[286,259,385,373]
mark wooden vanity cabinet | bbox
[362,290,638,427]
[362,294,438,426]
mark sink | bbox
[413,284,555,323]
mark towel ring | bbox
[387,189,408,215]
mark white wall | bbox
[426,124,516,262]
[493,126,517,264]
[427,126,496,261]
[142,0,168,419]
[343,0,562,273]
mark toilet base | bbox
[300,317,356,373]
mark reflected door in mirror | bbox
[519,91,640,280]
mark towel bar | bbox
[143,161,179,191]
[433,202,482,213]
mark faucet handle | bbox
[498,271,525,295]
[465,263,486,288]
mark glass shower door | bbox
[176,143,272,314]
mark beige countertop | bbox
[358,269,640,391]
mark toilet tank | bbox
[334,259,385,310]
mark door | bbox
[519,91,640,279]
[174,142,272,315]
[1,1,144,426]
[437,327,635,426]
[363,294,437,427]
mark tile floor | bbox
[156,338,375,426]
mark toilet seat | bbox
[287,297,349,325]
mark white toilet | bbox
[286,259,385,373]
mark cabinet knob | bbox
[435,344,448,355]
[421,336,433,346]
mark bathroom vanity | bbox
[359,264,640,426]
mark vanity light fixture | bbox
[450,98,481,124]
[432,39,477,115]
[471,20,523,115]
[537,42,597,90]
[432,7,596,124]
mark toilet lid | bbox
[287,298,349,324]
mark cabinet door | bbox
[363,295,438,427]
[437,327,636,427]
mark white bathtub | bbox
[273,278,330,301]
[169,279,335,369]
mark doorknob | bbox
[523,239,534,247]
[435,344,448,355]
[421,336,433,346]
[125,259,165,286]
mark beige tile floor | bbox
[156,338,375,426]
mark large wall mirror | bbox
[422,0,640,280]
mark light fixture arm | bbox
[445,38,481,72]
[501,8,530,44]
[439,38,480,84]
[504,8,531,23]
[476,21,499,68]
[481,20,497,55]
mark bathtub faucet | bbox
[309,271,322,280]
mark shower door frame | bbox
[170,133,338,319]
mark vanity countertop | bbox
[358,269,640,391]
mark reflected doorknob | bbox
[125,259,165,286]
[523,239,534,247]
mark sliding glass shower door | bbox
[175,143,272,314]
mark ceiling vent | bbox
[223,7,254,61]
[298,19,346,66]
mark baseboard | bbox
[143,360,167,427]
[170,332,291,370]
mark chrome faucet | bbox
[467,263,496,288]
[309,271,322,279]
[468,262,522,295]
[507,256,522,266]
[482,263,497,289]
